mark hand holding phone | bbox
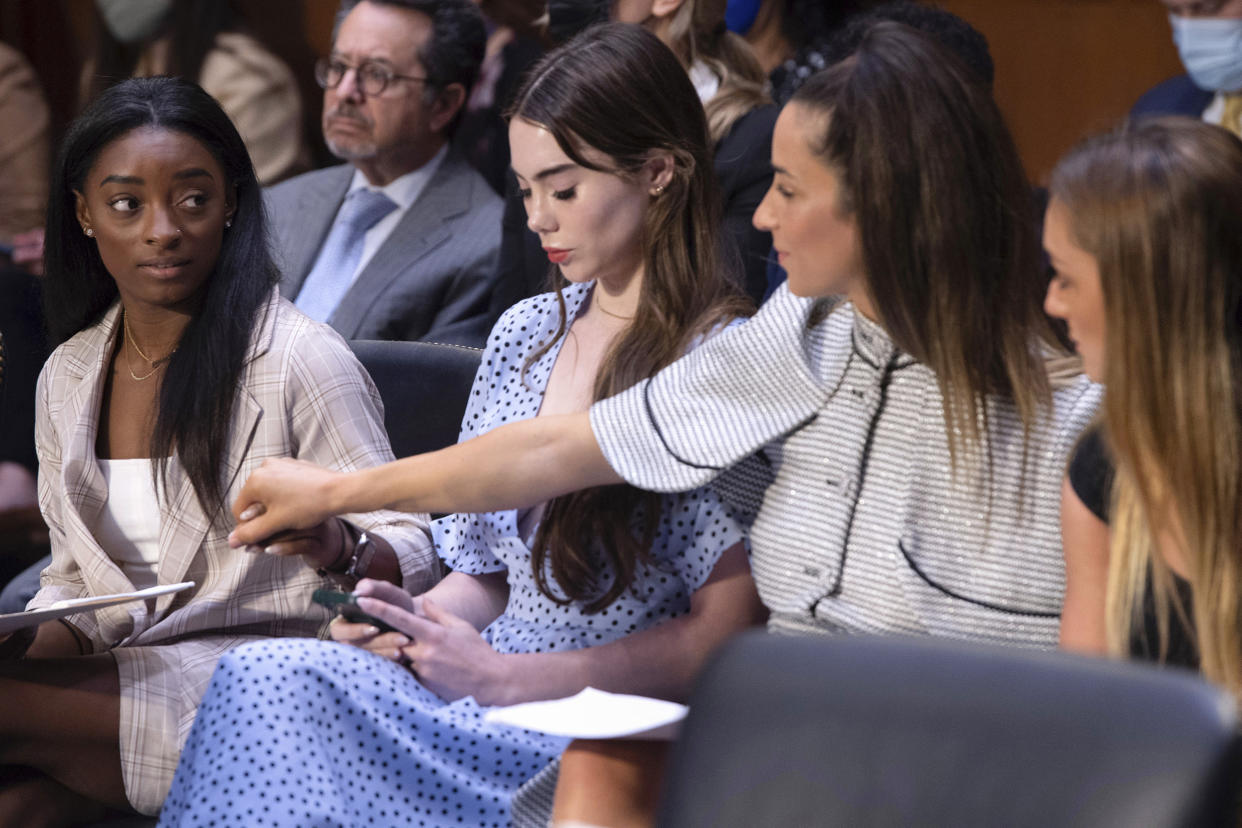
[311,588,399,633]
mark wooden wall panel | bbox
[937,0,1185,182]
[295,0,1187,180]
[304,0,338,55]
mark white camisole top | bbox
[93,458,162,590]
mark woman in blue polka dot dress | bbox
[158,24,764,828]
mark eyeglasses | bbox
[314,57,430,96]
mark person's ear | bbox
[428,83,467,134]
[651,0,685,19]
[74,191,93,236]
[644,152,676,195]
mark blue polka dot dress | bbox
[158,282,746,827]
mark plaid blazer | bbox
[28,291,437,813]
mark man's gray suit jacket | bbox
[264,149,504,347]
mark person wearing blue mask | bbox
[1132,0,1242,138]
[726,0,875,104]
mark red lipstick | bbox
[543,247,570,264]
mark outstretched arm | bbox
[229,411,620,547]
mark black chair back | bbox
[348,340,481,459]
[659,632,1241,828]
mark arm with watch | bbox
[256,505,401,586]
[261,322,439,596]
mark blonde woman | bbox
[622,0,775,300]
[1046,117,1242,691]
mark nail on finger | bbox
[239,504,266,521]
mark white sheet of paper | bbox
[483,687,688,741]
[0,581,195,636]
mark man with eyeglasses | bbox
[266,0,502,346]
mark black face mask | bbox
[545,0,611,45]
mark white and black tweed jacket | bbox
[591,283,1102,648]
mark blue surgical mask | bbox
[1169,13,1242,93]
[725,0,762,35]
[96,0,173,45]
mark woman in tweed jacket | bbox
[232,26,1101,820]
[0,77,434,823]
[235,22,1099,650]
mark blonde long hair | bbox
[1050,117,1242,696]
[657,0,770,143]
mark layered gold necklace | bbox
[122,310,177,382]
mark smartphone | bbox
[311,588,399,633]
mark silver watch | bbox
[345,531,376,580]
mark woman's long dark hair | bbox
[509,23,751,612]
[791,22,1057,468]
[45,75,279,518]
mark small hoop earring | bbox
[84,228,94,237]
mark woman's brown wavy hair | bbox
[507,23,751,612]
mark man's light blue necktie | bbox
[295,188,398,322]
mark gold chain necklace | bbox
[122,310,176,382]
[593,293,635,321]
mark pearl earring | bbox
[225,219,232,228]
[84,228,94,237]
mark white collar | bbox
[689,60,721,104]
[346,144,449,211]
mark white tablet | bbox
[0,581,195,636]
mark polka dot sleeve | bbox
[649,487,747,596]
